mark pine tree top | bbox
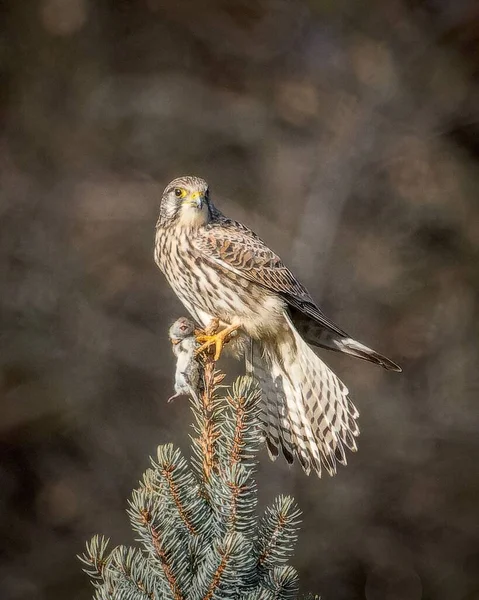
[79,330,317,600]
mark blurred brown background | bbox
[2,0,479,598]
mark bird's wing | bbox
[191,219,347,337]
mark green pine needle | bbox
[80,354,316,599]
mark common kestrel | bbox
[155,175,401,477]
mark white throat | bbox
[178,204,209,229]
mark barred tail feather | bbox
[250,313,360,477]
[247,340,295,464]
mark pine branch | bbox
[222,376,262,468]
[262,566,300,600]
[256,496,302,572]
[107,546,164,600]
[80,320,318,600]
[79,538,167,600]
[190,533,255,600]
[79,535,111,582]
[130,489,191,599]
[154,444,210,537]
[190,356,223,487]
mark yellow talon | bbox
[194,317,219,338]
[195,323,240,361]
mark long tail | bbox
[249,313,359,477]
[247,340,296,465]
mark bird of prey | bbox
[155,175,401,477]
[168,316,203,403]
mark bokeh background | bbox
[2,0,479,598]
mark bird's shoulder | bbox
[190,208,314,305]
[196,207,347,337]
[194,215,287,273]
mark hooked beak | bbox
[188,191,204,210]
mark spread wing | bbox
[191,217,347,337]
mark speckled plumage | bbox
[155,175,401,477]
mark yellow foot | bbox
[194,318,219,339]
[195,324,240,361]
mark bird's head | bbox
[158,175,211,229]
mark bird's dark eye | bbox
[174,188,185,198]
